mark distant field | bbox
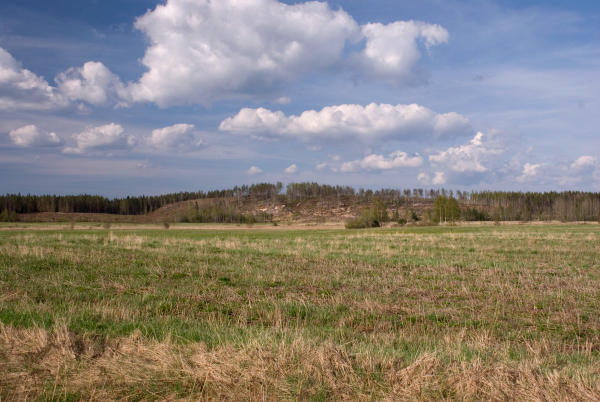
[1,224,599,400]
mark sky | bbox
[1,0,599,196]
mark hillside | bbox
[5,184,600,224]
[14,196,438,224]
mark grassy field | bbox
[1,224,599,400]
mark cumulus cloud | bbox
[1,2,451,109]
[219,103,471,142]
[356,21,448,84]
[432,171,447,185]
[570,155,596,170]
[0,47,129,110]
[0,47,66,110]
[516,162,542,182]
[128,0,359,106]
[55,61,127,107]
[147,123,201,150]
[63,123,134,154]
[9,125,62,147]
[340,151,423,172]
[247,166,263,175]
[284,164,298,174]
[124,0,447,106]
[429,132,502,173]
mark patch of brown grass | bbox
[2,323,599,400]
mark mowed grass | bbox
[1,224,599,400]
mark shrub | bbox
[462,208,491,221]
[0,209,18,222]
[345,206,383,229]
[163,222,170,229]
[406,209,419,222]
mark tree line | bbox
[1,183,599,222]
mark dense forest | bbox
[1,182,599,222]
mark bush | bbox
[462,208,491,221]
[163,222,170,229]
[0,209,18,222]
[397,218,407,225]
[410,210,419,222]
[345,207,382,229]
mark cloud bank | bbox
[219,103,470,142]
[1,1,449,109]
[126,0,448,107]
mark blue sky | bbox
[1,0,599,196]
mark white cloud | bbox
[63,123,134,154]
[128,0,359,106]
[570,155,596,170]
[284,163,298,174]
[417,172,430,184]
[432,171,446,185]
[340,151,423,172]
[1,3,451,110]
[517,162,542,182]
[429,132,502,173]
[1,4,451,110]
[0,47,129,110]
[356,21,448,84]
[316,162,328,170]
[9,125,62,147]
[147,123,200,150]
[247,166,263,175]
[219,103,471,142]
[124,0,447,106]
[0,47,66,110]
[55,61,127,107]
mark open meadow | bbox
[1,223,599,400]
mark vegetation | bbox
[1,224,599,399]
[2,183,600,223]
[345,199,388,228]
[0,209,17,222]
[181,201,272,224]
[432,196,461,223]
[0,183,284,216]
[461,207,491,221]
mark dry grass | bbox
[2,323,599,401]
[1,224,600,400]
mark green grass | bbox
[1,224,599,400]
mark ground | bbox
[1,223,599,400]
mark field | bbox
[1,223,599,400]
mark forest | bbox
[1,182,599,222]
